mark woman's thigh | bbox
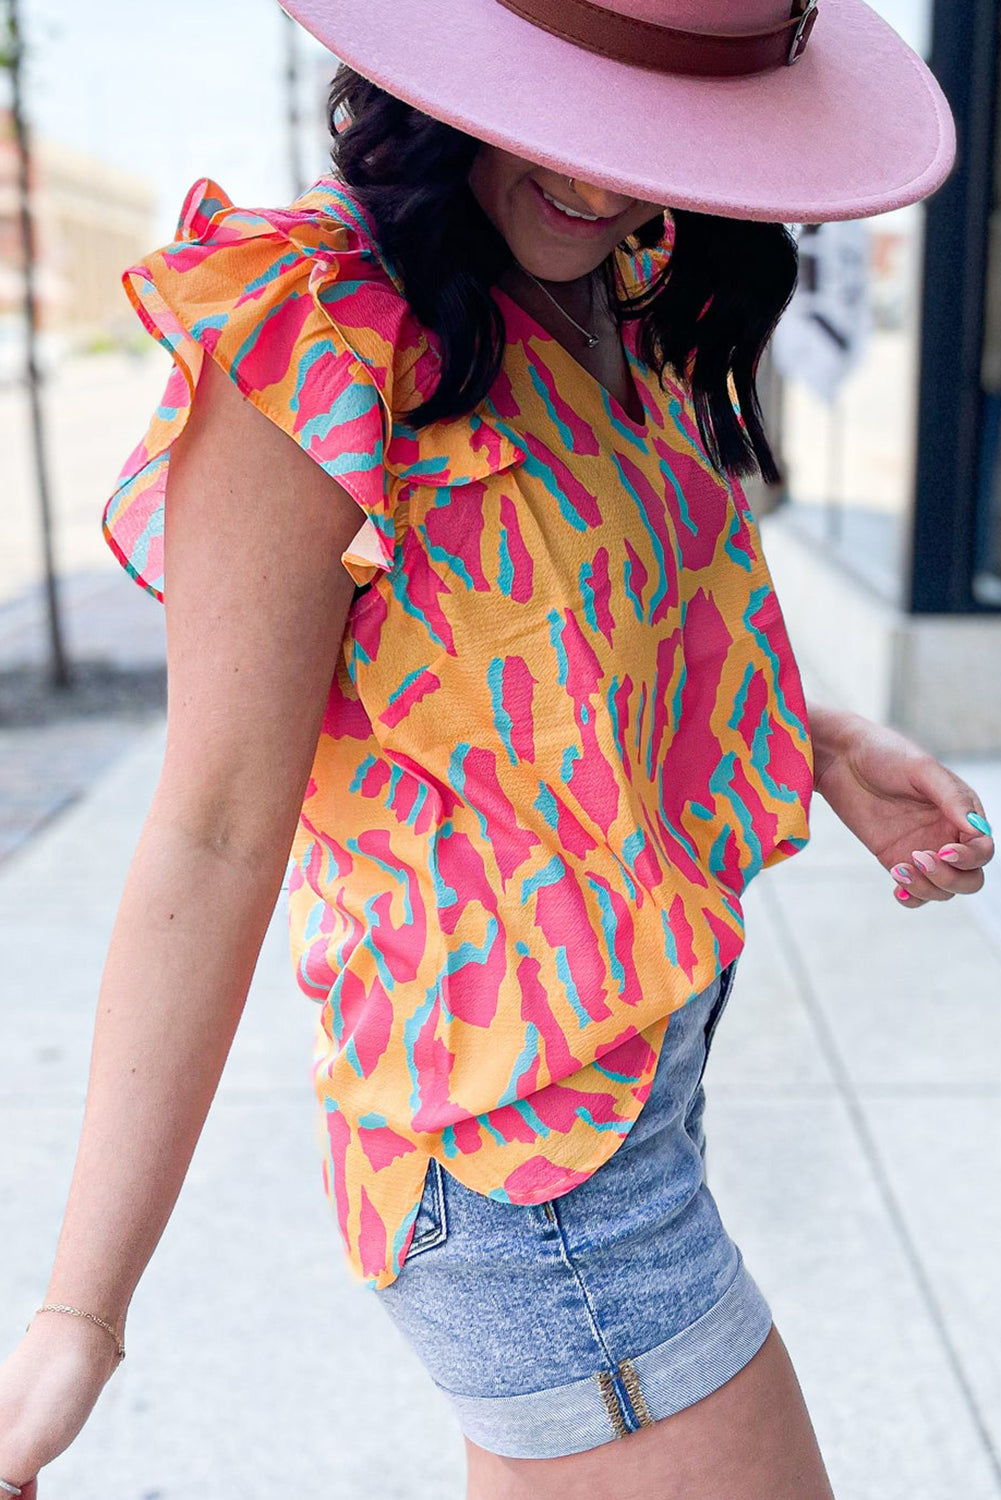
[464,1323,837,1500]
[374,963,833,1489]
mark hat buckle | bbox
[788,0,820,65]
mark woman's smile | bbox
[527,177,623,241]
[468,144,662,282]
[538,186,601,222]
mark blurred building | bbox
[762,1,1001,755]
[0,109,155,342]
[309,50,337,179]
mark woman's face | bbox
[468,144,664,282]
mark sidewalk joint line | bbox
[761,877,1001,1491]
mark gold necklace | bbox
[519,267,601,348]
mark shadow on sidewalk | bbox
[0,568,166,864]
[0,659,165,728]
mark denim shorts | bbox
[372,960,774,1460]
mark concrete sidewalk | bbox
[2,719,1000,1499]
[0,569,166,862]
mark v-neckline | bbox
[492,285,651,437]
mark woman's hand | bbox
[0,1316,122,1496]
[809,707,995,909]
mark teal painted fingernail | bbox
[891,864,913,884]
[967,812,993,837]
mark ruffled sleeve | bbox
[104,177,526,598]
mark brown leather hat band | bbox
[495,0,819,78]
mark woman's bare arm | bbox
[0,354,368,1490]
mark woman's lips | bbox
[527,177,619,240]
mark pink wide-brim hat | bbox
[279,0,956,222]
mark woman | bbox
[0,1,991,1495]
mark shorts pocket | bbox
[404,1157,448,1262]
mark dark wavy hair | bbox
[327,67,798,483]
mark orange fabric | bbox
[107,177,813,1289]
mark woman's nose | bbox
[569,179,637,219]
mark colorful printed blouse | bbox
[105,176,814,1291]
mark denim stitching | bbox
[548,1197,637,1435]
[548,1197,619,1369]
[619,1359,656,1427]
[596,1370,629,1439]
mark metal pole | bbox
[283,11,307,199]
[6,0,70,687]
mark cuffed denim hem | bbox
[440,1250,773,1460]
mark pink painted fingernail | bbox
[912,851,935,874]
[895,887,912,903]
[937,847,962,864]
[891,864,913,884]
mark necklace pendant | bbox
[585,334,600,348]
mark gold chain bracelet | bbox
[30,1304,126,1363]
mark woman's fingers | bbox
[891,850,986,905]
[913,849,987,894]
[893,886,928,910]
[910,760,993,842]
[936,837,994,872]
[886,765,993,910]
